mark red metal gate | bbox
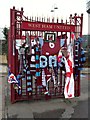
[8,6,83,103]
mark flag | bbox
[64,52,74,98]
[8,73,18,84]
[71,32,75,40]
[8,72,21,89]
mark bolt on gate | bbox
[8,6,83,103]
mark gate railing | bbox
[8,6,83,103]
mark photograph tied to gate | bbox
[8,6,85,103]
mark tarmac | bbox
[0,65,89,119]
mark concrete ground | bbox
[0,65,89,119]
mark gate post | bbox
[74,13,83,97]
[9,6,23,103]
[10,7,16,103]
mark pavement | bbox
[0,65,89,119]
[0,74,2,119]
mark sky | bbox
[0,0,88,35]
